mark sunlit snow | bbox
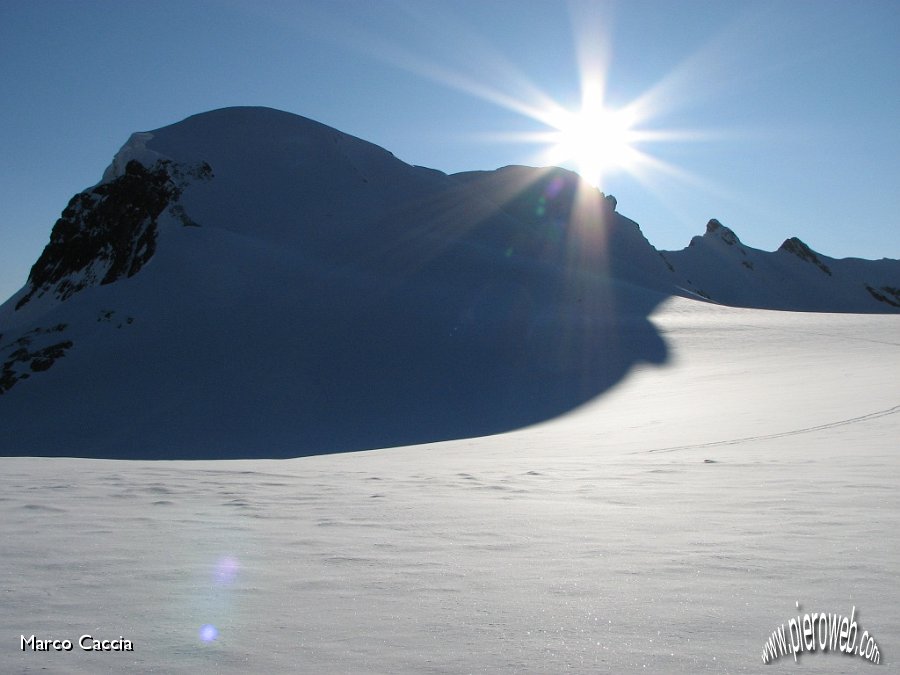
[2,298,897,673]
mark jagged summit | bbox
[703,218,741,246]
[683,219,744,254]
[664,217,899,312]
[778,237,832,275]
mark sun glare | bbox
[344,1,708,195]
[543,100,638,187]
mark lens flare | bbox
[215,556,240,585]
[199,624,218,642]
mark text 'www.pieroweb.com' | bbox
[761,603,881,665]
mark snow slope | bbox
[1,298,897,673]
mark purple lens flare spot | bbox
[199,624,218,642]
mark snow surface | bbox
[2,297,897,673]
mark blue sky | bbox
[1,0,898,303]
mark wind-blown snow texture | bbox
[0,106,898,459]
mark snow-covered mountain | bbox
[662,219,900,312]
[1,106,897,458]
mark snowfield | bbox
[2,297,897,673]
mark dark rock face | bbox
[779,237,832,276]
[15,160,210,310]
[0,324,71,395]
[865,285,900,307]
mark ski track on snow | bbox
[645,404,900,454]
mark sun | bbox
[542,97,639,187]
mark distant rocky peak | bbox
[704,218,741,246]
[603,193,617,211]
[778,237,832,276]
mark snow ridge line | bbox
[645,404,900,454]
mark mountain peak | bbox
[778,236,832,276]
[704,218,741,246]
